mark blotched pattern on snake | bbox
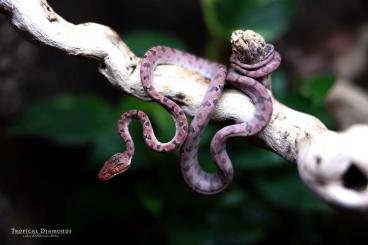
[98,45,281,194]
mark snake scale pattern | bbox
[98,44,281,194]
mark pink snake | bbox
[98,45,281,194]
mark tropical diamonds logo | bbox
[11,227,72,238]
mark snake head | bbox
[98,152,132,181]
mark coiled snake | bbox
[98,42,281,194]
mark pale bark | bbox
[1,0,368,211]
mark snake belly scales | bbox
[98,45,281,194]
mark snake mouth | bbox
[97,162,131,181]
[98,152,132,181]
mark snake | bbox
[98,45,281,195]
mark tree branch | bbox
[1,0,368,211]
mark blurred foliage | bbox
[281,73,336,127]
[8,0,344,244]
[11,95,115,145]
[201,0,296,41]
[124,31,189,56]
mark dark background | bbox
[1,0,368,244]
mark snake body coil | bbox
[98,45,281,194]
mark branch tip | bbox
[230,29,268,64]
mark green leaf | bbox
[123,31,188,56]
[88,128,122,166]
[118,96,176,142]
[282,74,335,127]
[254,173,330,212]
[202,0,296,41]
[11,94,115,145]
[229,140,286,170]
[301,74,335,107]
[271,69,288,100]
[87,96,177,171]
[137,185,163,218]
